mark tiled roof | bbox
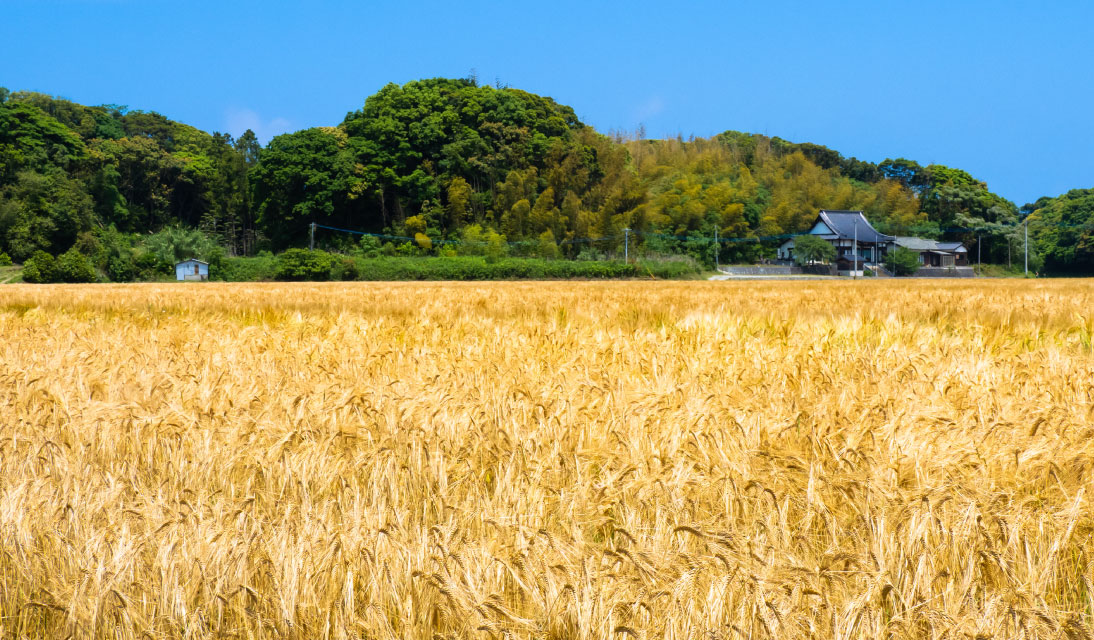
[818,210,894,243]
[892,236,937,250]
[893,237,967,253]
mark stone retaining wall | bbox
[912,267,976,278]
[718,266,803,276]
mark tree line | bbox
[1,78,1091,277]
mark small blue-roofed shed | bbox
[175,259,209,281]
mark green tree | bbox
[233,129,261,166]
[142,225,220,265]
[884,247,920,276]
[445,176,472,228]
[483,227,508,262]
[53,247,98,282]
[0,101,89,181]
[792,234,836,265]
[249,128,359,249]
[536,230,560,259]
[878,158,931,194]
[340,78,589,238]
[275,248,335,281]
[1025,189,1094,274]
[357,235,382,258]
[502,199,531,239]
[529,187,563,237]
[0,169,95,260]
[21,250,55,283]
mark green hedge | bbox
[213,255,278,281]
[353,257,634,280]
[212,255,702,282]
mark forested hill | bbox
[1,78,1092,275]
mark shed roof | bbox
[817,210,893,243]
[893,237,967,253]
[892,237,936,250]
[175,258,209,266]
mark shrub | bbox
[484,229,508,262]
[536,231,560,259]
[0,251,11,266]
[576,248,608,261]
[358,235,382,258]
[403,215,427,236]
[636,256,704,278]
[21,250,56,283]
[214,255,278,282]
[22,249,98,283]
[458,225,486,256]
[334,257,360,281]
[275,249,335,281]
[884,247,921,276]
[91,226,137,275]
[54,248,98,282]
[133,252,172,279]
[107,255,137,282]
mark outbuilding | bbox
[891,237,969,267]
[175,259,209,281]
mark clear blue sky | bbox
[3,1,1091,205]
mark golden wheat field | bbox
[2,280,1094,639]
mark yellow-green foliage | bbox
[1,281,1093,638]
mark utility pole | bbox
[853,219,858,280]
[978,233,981,268]
[714,226,719,270]
[309,222,316,251]
[623,227,630,262]
[1024,218,1028,276]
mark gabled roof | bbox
[175,258,209,265]
[893,237,967,252]
[816,210,893,243]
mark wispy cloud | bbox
[224,107,293,144]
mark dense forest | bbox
[2,78,1092,278]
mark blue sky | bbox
[3,1,1092,205]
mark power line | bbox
[312,217,1094,251]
